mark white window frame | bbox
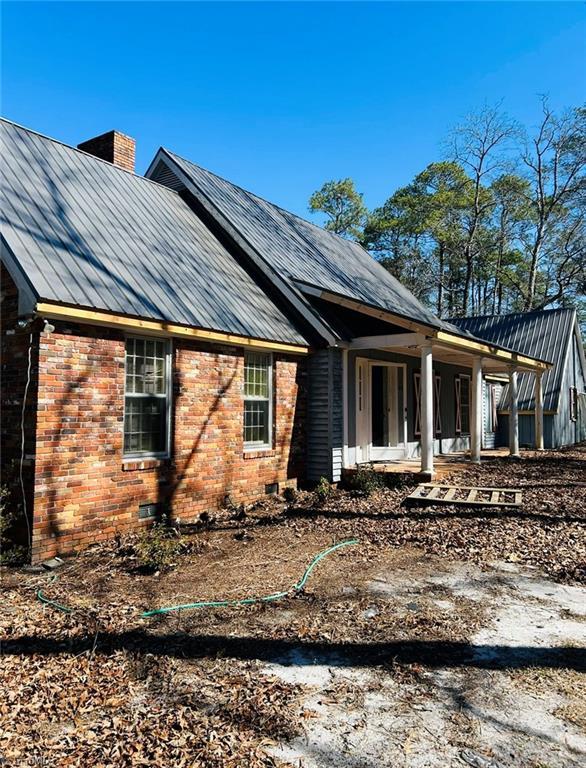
[123,335,172,460]
[243,351,273,451]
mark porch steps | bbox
[406,484,522,508]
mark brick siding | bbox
[27,320,306,562]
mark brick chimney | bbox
[77,130,136,173]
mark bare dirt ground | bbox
[1,446,585,767]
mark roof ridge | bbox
[452,307,576,322]
[0,116,180,195]
[164,148,363,248]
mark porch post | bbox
[471,357,482,463]
[535,371,544,451]
[508,366,520,457]
[420,343,434,476]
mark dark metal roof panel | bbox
[162,150,457,333]
[451,310,575,411]
[0,119,308,345]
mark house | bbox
[1,119,550,562]
[452,310,586,449]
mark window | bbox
[244,352,272,449]
[434,374,442,435]
[414,372,441,436]
[124,337,170,457]
[455,375,471,434]
[486,383,499,433]
[414,372,421,436]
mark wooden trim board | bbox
[35,302,310,355]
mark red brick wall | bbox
[31,321,306,561]
[0,265,38,548]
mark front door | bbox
[356,360,407,462]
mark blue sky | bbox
[2,2,584,218]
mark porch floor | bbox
[353,447,512,481]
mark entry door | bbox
[368,363,406,461]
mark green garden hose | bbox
[141,538,359,617]
[36,574,73,614]
[34,539,359,618]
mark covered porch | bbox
[340,326,551,480]
[345,447,512,482]
[302,286,552,484]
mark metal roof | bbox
[0,118,308,346]
[153,149,464,334]
[451,309,577,411]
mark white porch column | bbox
[471,357,483,463]
[420,343,434,476]
[508,366,520,457]
[535,371,544,451]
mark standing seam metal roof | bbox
[158,149,463,334]
[0,118,308,346]
[451,310,577,411]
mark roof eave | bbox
[34,300,311,355]
[297,283,552,372]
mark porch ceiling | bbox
[344,317,552,373]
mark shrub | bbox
[347,463,385,496]
[0,486,29,565]
[0,486,11,541]
[315,476,332,504]
[136,522,184,573]
[282,486,297,504]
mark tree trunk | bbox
[436,243,445,317]
[525,236,543,310]
[462,242,473,315]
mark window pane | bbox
[244,400,269,445]
[244,353,270,398]
[124,396,166,454]
[125,338,166,397]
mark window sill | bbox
[243,448,276,459]
[122,457,169,471]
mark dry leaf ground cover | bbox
[1,445,585,767]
